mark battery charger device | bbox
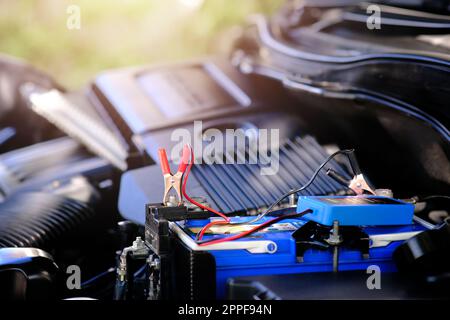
[297,196,414,226]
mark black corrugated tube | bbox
[0,191,95,248]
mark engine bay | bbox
[0,1,450,302]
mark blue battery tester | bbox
[297,196,414,226]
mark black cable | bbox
[233,149,356,225]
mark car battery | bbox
[170,213,425,299]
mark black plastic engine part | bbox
[227,279,281,300]
[231,3,450,198]
[0,137,112,198]
[226,270,450,300]
[0,191,95,248]
[393,219,450,275]
[0,54,64,152]
[0,247,58,300]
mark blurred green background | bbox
[0,0,283,89]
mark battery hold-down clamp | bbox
[292,220,370,272]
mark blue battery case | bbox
[179,214,424,298]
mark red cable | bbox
[198,218,279,246]
[197,220,230,240]
[181,145,230,222]
[198,210,312,246]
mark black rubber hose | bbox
[0,192,95,248]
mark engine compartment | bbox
[0,1,449,301]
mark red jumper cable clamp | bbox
[158,145,191,206]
